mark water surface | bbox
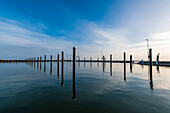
[0,62,170,113]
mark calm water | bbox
[0,62,170,113]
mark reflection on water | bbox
[156,66,160,73]
[61,51,64,86]
[1,62,170,113]
[130,63,132,73]
[57,54,60,79]
[44,62,46,73]
[50,62,52,75]
[40,62,42,71]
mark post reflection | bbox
[61,51,64,86]
[149,49,153,90]
[156,66,160,73]
[72,47,76,100]
[50,62,52,75]
[34,57,36,68]
[57,54,60,79]
[124,64,126,82]
[149,70,153,90]
[44,62,46,73]
[130,63,132,73]
[37,57,39,69]
[103,62,105,72]
[40,62,42,71]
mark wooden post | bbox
[84,57,85,62]
[103,56,105,62]
[37,57,39,62]
[156,55,159,65]
[110,54,112,76]
[40,56,42,63]
[73,47,76,100]
[130,55,132,64]
[124,52,126,81]
[130,55,132,73]
[44,55,46,62]
[50,55,52,62]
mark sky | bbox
[0,0,170,60]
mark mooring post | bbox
[50,55,52,63]
[156,55,159,65]
[130,55,132,73]
[37,57,39,69]
[124,52,126,81]
[44,55,46,62]
[40,56,42,63]
[61,51,64,86]
[37,57,39,62]
[84,57,85,62]
[130,55,132,64]
[57,54,60,78]
[73,47,76,100]
[103,56,105,62]
[110,54,112,76]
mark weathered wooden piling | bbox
[44,55,46,62]
[124,52,126,81]
[110,54,112,76]
[130,55,132,64]
[37,57,39,62]
[73,47,76,100]
[130,55,132,73]
[57,54,60,78]
[103,56,105,62]
[61,51,64,86]
[156,55,159,65]
[50,55,52,62]
[40,56,42,63]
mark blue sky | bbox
[0,0,170,60]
